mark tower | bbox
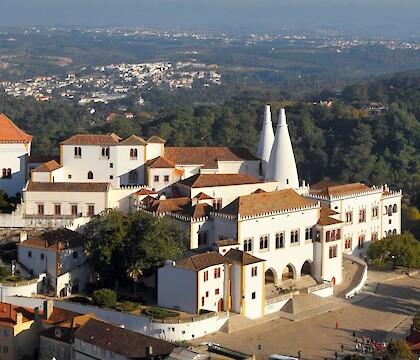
[256,105,275,178]
[266,108,299,189]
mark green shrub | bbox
[114,301,139,313]
[92,288,117,308]
[144,307,179,318]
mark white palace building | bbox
[0,107,402,319]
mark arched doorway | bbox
[282,264,295,281]
[301,260,312,276]
[331,277,336,286]
[265,268,277,284]
[217,298,224,312]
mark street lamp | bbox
[391,255,397,269]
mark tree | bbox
[84,210,184,288]
[92,288,117,308]
[367,233,420,268]
[127,263,143,297]
[384,339,416,360]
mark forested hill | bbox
[0,71,419,207]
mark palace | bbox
[0,106,402,319]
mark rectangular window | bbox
[345,237,352,250]
[326,231,331,242]
[259,235,269,250]
[371,232,378,242]
[71,205,78,216]
[290,230,299,244]
[305,227,313,241]
[110,163,114,168]
[214,267,221,279]
[205,291,209,298]
[372,206,379,218]
[329,245,337,258]
[359,208,366,223]
[110,175,114,180]
[251,266,258,277]
[275,232,284,249]
[154,175,159,182]
[345,211,353,224]
[215,288,219,295]
[201,297,204,306]
[198,231,208,247]
[88,205,95,216]
[213,198,223,211]
[68,174,72,179]
[40,253,44,260]
[38,204,44,215]
[54,204,61,215]
[336,229,341,240]
[203,271,208,282]
[358,235,365,249]
[28,251,32,258]
[251,292,256,300]
[164,175,170,182]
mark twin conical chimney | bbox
[256,105,275,178]
[265,108,299,189]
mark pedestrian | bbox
[335,351,338,359]
[341,344,344,352]
[297,350,301,359]
[335,321,339,329]
[352,331,356,339]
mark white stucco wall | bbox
[0,143,30,196]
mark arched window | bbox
[387,206,393,216]
[392,204,398,213]
[74,147,82,158]
[392,229,397,235]
[87,171,93,179]
[101,147,109,158]
[130,148,138,159]
[2,168,6,178]
[384,205,388,214]
[6,168,11,178]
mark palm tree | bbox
[127,263,143,298]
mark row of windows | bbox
[37,204,95,216]
[153,175,170,182]
[243,228,313,252]
[201,288,221,306]
[83,170,139,182]
[74,147,140,160]
[203,267,222,282]
[343,229,397,250]
[345,205,398,224]
[1,168,12,179]
[325,229,341,242]
[28,250,78,259]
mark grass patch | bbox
[114,301,139,313]
[144,306,180,319]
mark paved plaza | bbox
[193,273,420,360]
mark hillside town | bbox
[0,60,221,103]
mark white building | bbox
[17,228,93,296]
[0,113,32,197]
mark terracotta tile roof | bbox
[0,302,36,326]
[178,173,261,189]
[147,135,166,144]
[44,307,82,326]
[26,181,110,192]
[164,147,259,169]
[146,197,191,214]
[60,133,121,145]
[310,182,371,197]
[310,179,340,190]
[33,160,62,172]
[253,188,266,193]
[74,318,176,359]
[176,251,226,271]
[18,228,86,250]
[220,189,316,218]
[119,134,147,146]
[134,188,158,196]
[317,207,342,226]
[214,239,239,247]
[183,203,213,219]
[0,113,32,144]
[224,248,264,265]
[146,156,176,168]
[194,192,214,200]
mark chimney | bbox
[145,346,153,359]
[16,312,23,325]
[43,300,54,320]
[19,231,28,243]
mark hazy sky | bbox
[1,0,420,36]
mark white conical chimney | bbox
[266,108,299,189]
[256,105,275,177]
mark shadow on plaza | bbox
[350,281,420,316]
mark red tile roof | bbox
[119,135,147,146]
[0,302,36,326]
[317,207,342,226]
[0,113,32,144]
[134,188,158,196]
[26,181,110,192]
[310,182,371,197]
[146,156,176,169]
[18,228,86,251]
[164,147,258,169]
[224,248,264,266]
[60,133,121,145]
[178,173,261,189]
[147,135,166,144]
[220,189,316,218]
[194,192,214,200]
[176,251,226,271]
[33,160,62,172]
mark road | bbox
[193,275,420,360]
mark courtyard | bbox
[192,273,420,359]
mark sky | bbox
[1,0,420,37]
